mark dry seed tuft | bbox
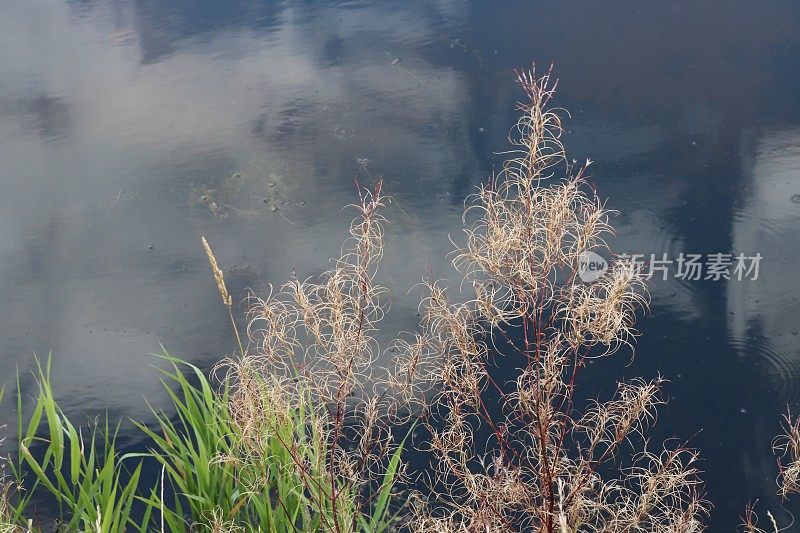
[202,236,232,308]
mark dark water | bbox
[2,0,800,529]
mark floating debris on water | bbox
[187,162,301,222]
[791,194,800,204]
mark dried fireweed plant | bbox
[740,410,800,532]
[0,388,31,533]
[0,391,17,533]
[212,65,712,533]
[775,410,800,499]
[384,66,710,532]
[212,179,407,532]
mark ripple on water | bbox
[332,125,355,139]
[731,208,797,242]
[618,221,702,311]
[729,335,800,404]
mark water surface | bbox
[2,0,800,529]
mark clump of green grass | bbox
[11,359,144,532]
[0,352,406,532]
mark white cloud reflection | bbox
[0,0,474,419]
